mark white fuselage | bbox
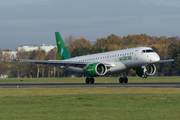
[59,47,160,75]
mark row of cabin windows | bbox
[78,52,134,62]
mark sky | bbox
[0,0,180,50]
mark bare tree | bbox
[64,35,76,46]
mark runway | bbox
[0,83,180,88]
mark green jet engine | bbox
[86,62,107,77]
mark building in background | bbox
[2,51,17,58]
[18,44,56,53]
[1,44,57,78]
[2,44,56,58]
[0,74,8,78]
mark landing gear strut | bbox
[119,72,128,83]
[142,66,148,78]
[86,77,94,84]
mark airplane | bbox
[11,32,174,84]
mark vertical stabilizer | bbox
[55,32,71,60]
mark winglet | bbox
[55,32,71,60]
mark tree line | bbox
[1,34,180,78]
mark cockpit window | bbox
[146,49,155,53]
[141,49,155,53]
[141,50,145,53]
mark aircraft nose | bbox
[152,54,160,62]
[149,54,160,63]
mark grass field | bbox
[0,87,180,120]
[0,77,180,120]
[0,76,180,84]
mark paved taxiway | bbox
[0,83,180,88]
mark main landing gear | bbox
[85,72,129,84]
[119,72,128,83]
[86,77,94,84]
[119,77,128,83]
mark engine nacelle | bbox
[86,62,107,77]
[136,64,156,77]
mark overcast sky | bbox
[0,0,180,50]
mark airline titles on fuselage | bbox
[119,56,132,61]
[78,52,134,62]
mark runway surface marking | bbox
[0,83,180,88]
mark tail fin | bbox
[55,32,71,60]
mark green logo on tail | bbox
[55,32,71,60]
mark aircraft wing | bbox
[10,59,87,65]
[158,59,174,63]
[10,59,113,68]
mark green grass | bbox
[0,87,180,120]
[0,76,180,84]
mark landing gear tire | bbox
[143,74,147,78]
[119,77,128,83]
[119,77,124,83]
[91,78,94,84]
[124,77,128,83]
[86,78,90,84]
[86,78,95,84]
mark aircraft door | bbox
[133,50,138,60]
